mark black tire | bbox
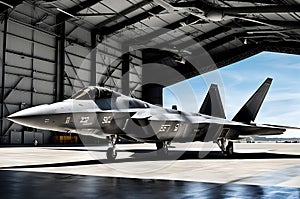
[226,141,234,156]
[106,147,117,161]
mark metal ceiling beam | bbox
[177,25,232,50]
[58,0,103,21]
[211,44,262,68]
[200,31,290,53]
[222,0,280,4]
[95,6,164,37]
[249,19,300,29]
[203,33,243,52]
[221,5,300,14]
[153,19,262,50]
[170,1,300,14]
[0,0,23,13]
[262,41,300,55]
[94,0,152,29]
[74,13,115,17]
[169,1,213,11]
[175,19,298,50]
[131,15,200,44]
[66,0,102,14]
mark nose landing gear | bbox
[106,135,117,161]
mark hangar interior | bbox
[0,0,300,145]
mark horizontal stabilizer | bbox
[262,124,300,130]
[199,84,226,119]
[232,78,272,124]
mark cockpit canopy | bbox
[71,87,117,100]
[70,87,149,110]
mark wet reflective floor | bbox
[0,170,299,199]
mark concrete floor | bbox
[0,142,300,188]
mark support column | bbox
[0,13,8,142]
[142,84,163,106]
[55,16,65,102]
[122,44,130,96]
[90,31,97,86]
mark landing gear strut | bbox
[217,137,234,157]
[156,141,169,157]
[33,139,38,147]
[106,135,117,161]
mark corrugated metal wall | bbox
[0,2,143,144]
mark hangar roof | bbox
[1,0,300,73]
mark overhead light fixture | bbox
[179,22,187,26]
[0,1,13,8]
[57,8,78,19]
[244,38,248,45]
[175,58,186,64]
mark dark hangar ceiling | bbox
[1,0,300,75]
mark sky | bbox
[163,51,300,138]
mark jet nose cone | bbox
[7,105,54,128]
[7,110,27,119]
[8,105,45,119]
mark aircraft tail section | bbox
[232,78,273,123]
[199,84,226,119]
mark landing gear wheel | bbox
[226,141,234,157]
[106,147,117,161]
[156,142,168,158]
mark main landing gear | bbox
[217,137,234,157]
[156,141,169,157]
[106,135,117,161]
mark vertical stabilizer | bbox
[232,78,272,123]
[199,84,226,119]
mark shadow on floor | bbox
[1,149,300,169]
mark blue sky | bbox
[163,51,300,138]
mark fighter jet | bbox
[8,78,298,160]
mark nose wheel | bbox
[106,135,117,161]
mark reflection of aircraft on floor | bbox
[8,78,300,160]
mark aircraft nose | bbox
[7,104,55,128]
[8,104,53,118]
